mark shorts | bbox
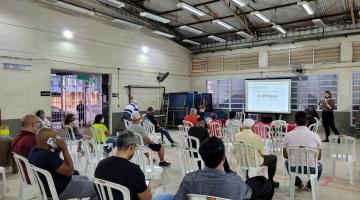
[148,144,162,152]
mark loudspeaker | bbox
[157,72,169,82]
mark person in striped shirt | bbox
[123,100,139,121]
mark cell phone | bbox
[145,179,150,186]
[46,138,58,149]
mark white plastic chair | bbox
[187,194,231,200]
[133,132,145,146]
[93,178,131,200]
[236,112,245,122]
[287,146,319,200]
[63,125,82,169]
[208,122,224,139]
[270,120,287,152]
[90,127,113,155]
[180,136,204,175]
[12,153,39,200]
[123,119,132,130]
[0,166,6,198]
[83,140,103,176]
[329,135,357,185]
[233,141,268,180]
[142,122,161,144]
[28,164,60,200]
[221,127,235,165]
[183,120,194,129]
[308,122,320,134]
[253,124,272,154]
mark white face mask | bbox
[101,119,104,123]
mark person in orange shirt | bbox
[184,108,198,126]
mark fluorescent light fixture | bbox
[142,46,149,53]
[212,19,234,30]
[140,12,170,23]
[297,1,314,15]
[237,31,253,39]
[312,19,326,27]
[182,39,200,45]
[62,30,73,39]
[179,25,203,35]
[231,0,246,7]
[177,2,206,16]
[250,11,270,23]
[208,35,226,42]
[112,19,143,29]
[98,0,125,8]
[272,25,287,34]
[55,1,95,16]
[152,30,175,38]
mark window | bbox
[351,72,360,126]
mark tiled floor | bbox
[1,131,360,200]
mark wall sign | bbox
[40,91,51,96]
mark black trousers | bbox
[263,155,277,182]
[78,113,85,127]
[322,111,339,139]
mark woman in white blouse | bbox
[35,110,51,128]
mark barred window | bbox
[351,72,360,126]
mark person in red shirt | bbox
[184,108,198,126]
[12,114,41,183]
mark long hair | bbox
[324,90,332,98]
[94,114,103,124]
[64,114,75,125]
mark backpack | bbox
[245,176,274,200]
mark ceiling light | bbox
[182,39,200,45]
[112,19,143,29]
[98,0,125,8]
[272,25,287,34]
[297,1,314,15]
[250,11,270,23]
[140,12,170,23]
[212,19,234,30]
[55,1,95,16]
[152,30,175,38]
[312,19,326,28]
[208,35,226,42]
[231,0,246,7]
[179,25,203,35]
[177,3,206,16]
[237,31,253,39]
[62,30,73,39]
[141,46,149,53]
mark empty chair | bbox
[178,125,188,147]
[27,164,60,200]
[270,120,287,152]
[287,146,320,200]
[123,119,132,130]
[253,124,272,154]
[183,120,194,130]
[187,194,231,200]
[208,122,224,139]
[0,166,6,198]
[83,140,103,176]
[93,178,131,200]
[180,136,204,175]
[63,125,80,169]
[329,135,357,185]
[309,122,321,134]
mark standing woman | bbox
[320,90,340,142]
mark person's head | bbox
[229,111,236,120]
[324,90,332,99]
[295,111,308,126]
[199,137,225,169]
[132,100,139,106]
[21,114,41,133]
[35,110,45,119]
[131,111,141,124]
[94,114,104,124]
[190,108,197,116]
[147,106,154,114]
[210,113,217,120]
[116,131,139,160]
[243,118,255,129]
[79,100,83,104]
[64,114,75,125]
[36,128,59,150]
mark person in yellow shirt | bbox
[92,114,116,153]
[235,118,279,188]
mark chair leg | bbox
[1,170,6,197]
[18,181,23,200]
[331,158,336,182]
[310,175,318,200]
[290,174,296,200]
[348,160,355,185]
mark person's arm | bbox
[143,135,155,144]
[318,149,322,160]
[137,188,152,200]
[283,148,288,159]
[325,99,334,110]
[55,139,74,176]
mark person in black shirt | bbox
[145,106,178,147]
[76,101,85,127]
[95,131,151,200]
[28,128,97,200]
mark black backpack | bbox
[245,176,274,200]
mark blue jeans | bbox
[285,160,323,187]
[104,137,117,153]
[156,127,174,143]
[152,193,174,200]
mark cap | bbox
[243,118,255,128]
[131,111,141,120]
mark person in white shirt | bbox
[282,111,323,191]
[35,110,51,128]
[123,100,139,121]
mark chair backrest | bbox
[253,124,271,140]
[287,146,319,176]
[182,136,200,149]
[28,164,59,200]
[187,194,231,200]
[178,125,187,134]
[208,122,223,138]
[132,146,154,172]
[183,120,194,128]
[181,136,203,174]
[90,127,107,143]
[236,112,245,122]
[12,152,35,185]
[329,135,356,161]
[123,119,132,130]
[63,125,76,142]
[308,122,320,134]
[143,122,156,134]
[133,132,145,146]
[233,141,262,170]
[83,140,102,164]
[93,178,131,200]
[270,120,288,134]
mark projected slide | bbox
[245,79,291,113]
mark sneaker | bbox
[159,161,171,167]
[272,181,280,188]
[171,142,180,147]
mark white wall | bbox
[0,0,191,122]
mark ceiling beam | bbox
[158,0,220,15]
[348,0,356,28]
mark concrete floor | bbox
[1,130,360,200]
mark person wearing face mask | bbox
[319,90,340,142]
[35,110,51,128]
[95,131,152,200]
[92,114,116,154]
[12,114,42,184]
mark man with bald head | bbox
[28,128,97,200]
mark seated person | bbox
[184,108,198,126]
[28,128,97,200]
[92,114,116,153]
[64,114,83,153]
[225,111,242,132]
[283,111,323,190]
[127,111,171,167]
[197,105,206,121]
[209,112,221,124]
[35,110,51,128]
[145,106,178,147]
[235,118,279,188]
[95,131,152,200]
[175,137,252,200]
